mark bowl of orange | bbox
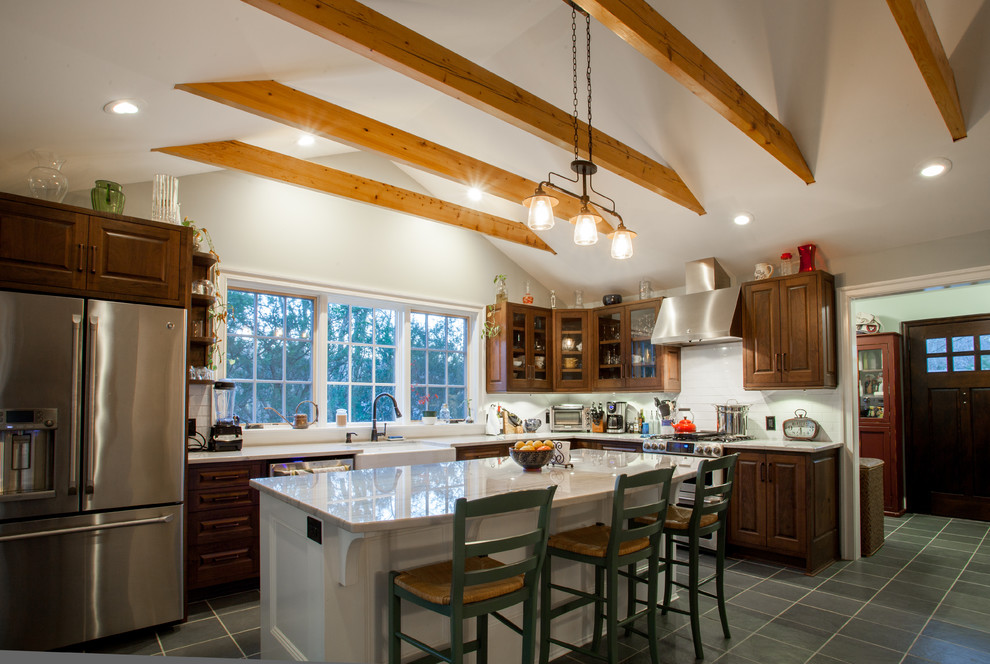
[508,440,555,471]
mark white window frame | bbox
[222,271,483,425]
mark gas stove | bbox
[642,431,752,457]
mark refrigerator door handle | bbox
[85,314,99,495]
[0,514,174,543]
[68,314,83,495]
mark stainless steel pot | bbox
[715,400,750,436]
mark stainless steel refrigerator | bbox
[0,291,186,651]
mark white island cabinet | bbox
[250,450,694,663]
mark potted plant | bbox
[417,393,439,424]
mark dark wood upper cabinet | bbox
[741,271,837,390]
[552,309,591,392]
[0,192,191,308]
[593,298,680,392]
[485,302,552,393]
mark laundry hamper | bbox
[860,458,885,556]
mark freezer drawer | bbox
[0,504,184,651]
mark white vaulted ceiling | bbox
[1,0,988,294]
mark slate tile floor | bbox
[62,514,990,663]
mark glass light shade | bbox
[523,193,558,231]
[571,212,600,245]
[609,227,637,259]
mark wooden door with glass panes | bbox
[553,309,590,391]
[593,305,625,390]
[624,299,665,391]
[506,303,551,391]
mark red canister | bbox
[798,244,817,272]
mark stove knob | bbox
[711,444,723,457]
[644,441,654,451]
[699,444,712,456]
[657,441,666,452]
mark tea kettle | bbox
[673,408,696,433]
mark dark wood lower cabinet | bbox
[455,443,512,460]
[726,448,839,574]
[186,461,264,591]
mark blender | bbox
[209,381,243,451]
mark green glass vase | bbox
[91,180,125,214]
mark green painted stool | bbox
[388,485,556,664]
[539,467,675,664]
[649,453,739,660]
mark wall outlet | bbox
[187,418,197,437]
[765,416,776,431]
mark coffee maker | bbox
[209,381,242,452]
[605,401,628,434]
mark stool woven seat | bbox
[548,524,649,558]
[665,504,718,530]
[395,556,524,605]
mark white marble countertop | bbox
[250,449,695,533]
[189,430,842,463]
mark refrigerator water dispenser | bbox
[0,408,56,496]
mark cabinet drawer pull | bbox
[204,517,248,531]
[781,353,787,371]
[89,245,97,274]
[206,472,246,482]
[768,463,774,482]
[77,243,86,271]
[202,492,247,504]
[760,463,766,481]
[201,548,249,564]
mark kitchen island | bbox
[250,449,694,663]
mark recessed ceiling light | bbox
[467,187,483,202]
[297,134,315,147]
[103,99,140,115]
[920,158,951,177]
[733,212,753,226]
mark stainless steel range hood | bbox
[651,258,743,345]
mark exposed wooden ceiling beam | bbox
[239,0,705,215]
[573,0,815,184]
[175,79,614,235]
[152,140,555,254]
[886,0,966,141]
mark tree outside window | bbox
[327,303,397,423]
[226,290,314,423]
[410,313,467,420]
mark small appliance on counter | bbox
[547,404,588,432]
[210,381,243,452]
[605,401,636,434]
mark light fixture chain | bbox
[585,12,593,164]
[571,6,579,162]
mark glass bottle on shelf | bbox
[438,403,451,424]
[549,290,557,309]
[779,252,797,276]
[522,281,534,305]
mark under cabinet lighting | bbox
[103,99,140,115]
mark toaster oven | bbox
[547,404,588,432]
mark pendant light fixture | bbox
[522,4,636,259]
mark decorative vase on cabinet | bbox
[26,151,68,202]
[91,180,126,214]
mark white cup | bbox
[552,440,571,465]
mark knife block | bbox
[502,412,523,434]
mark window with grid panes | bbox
[327,303,398,423]
[410,312,468,420]
[225,290,314,423]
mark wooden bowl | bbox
[508,448,554,471]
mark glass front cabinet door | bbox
[858,346,887,422]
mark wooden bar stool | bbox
[650,454,739,660]
[538,467,675,664]
[388,485,556,664]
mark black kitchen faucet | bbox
[371,392,402,441]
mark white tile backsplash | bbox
[485,342,844,442]
[189,383,212,437]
